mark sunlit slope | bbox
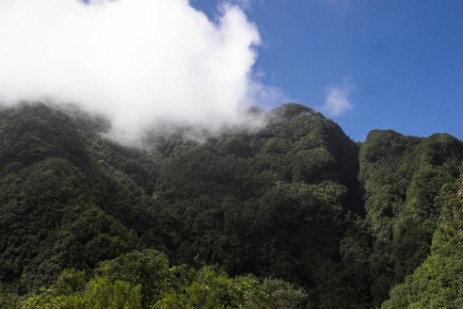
[1,103,462,308]
[382,163,463,308]
[359,130,463,305]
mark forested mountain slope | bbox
[382,163,463,308]
[359,130,463,305]
[0,103,462,308]
[148,103,366,307]
[0,104,161,292]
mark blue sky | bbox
[1,0,460,143]
[191,0,463,141]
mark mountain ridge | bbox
[0,102,462,308]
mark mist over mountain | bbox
[0,102,462,308]
[0,0,282,144]
[0,1,461,307]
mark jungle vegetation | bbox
[0,103,462,308]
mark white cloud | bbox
[320,83,353,117]
[0,0,275,143]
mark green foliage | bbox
[382,166,463,308]
[0,285,20,309]
[154,266,267,309]
[20,250,307,309]
[359,130,463,305]
[0,104,159,293]
[150,103,363,308]
[50,269,87,295]
[261,278,308,309]
[102,249,173,307]
[1,103,463,308]
[81,277,143,309]
[23,277,143,309]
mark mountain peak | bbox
[271,103,319,120]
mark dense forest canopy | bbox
[0,103,462,308]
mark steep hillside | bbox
[149,103,367,307]
[0,103,462,308]
[359,130,463,305]
[0,104,161,292]
[383,163,463,308]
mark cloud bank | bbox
[0,0,272,143]
[320,83,353,117]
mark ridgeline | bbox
[1,103,462,308]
